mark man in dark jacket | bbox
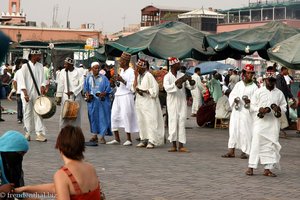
[276,66,296,125]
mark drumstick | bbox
[114,58,120,87]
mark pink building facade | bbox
[1,25,103,44]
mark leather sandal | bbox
[240,153,248,159]
[89,136,98,143]
[168,147,177,152]
[178,147,190,153]
[263,170,277,177]
[221,153,235,158]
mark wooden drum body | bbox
[34,96,56,119]
[62,100,80,120]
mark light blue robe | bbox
[84,74,112,136]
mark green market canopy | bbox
[268,33,300,69]
[105,21,215,61]
[203,21,300,60]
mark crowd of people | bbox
[0,48,299,199]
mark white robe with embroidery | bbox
[56,68,84,128]
[134,71,164,146]
[163,71,195,144]
[248,86,286,169]
[228,81,258,154]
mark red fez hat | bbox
[136,59,147,68]
[168,57,180,66]
[243,64,254,72]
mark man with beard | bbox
[56,57,84,129]
[245,68,286,177]
[134,59,164,149]
[19,49,47,142]
[84,62,112,145]
[163,57,195,152]
[222,64,258,159]
[106,52,139,146]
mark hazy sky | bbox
[2,0,249,33]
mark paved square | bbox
[1,99,300,200]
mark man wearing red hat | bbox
[134,59,164,149]
[245,68,286,177]
[222,64,258,159]
[163,57,195,152]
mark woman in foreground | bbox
[15,125,102,200]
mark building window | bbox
[12,2,17,13]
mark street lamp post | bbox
[104,35,109,45]
[16,31,22,44]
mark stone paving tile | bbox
[0,99,300,200]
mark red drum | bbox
[62,100,80,120]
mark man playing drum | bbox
[19,49,47,142]
[56,57,84,129]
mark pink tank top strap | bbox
[61,166,83,195]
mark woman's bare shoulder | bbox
[83,162,97,173]
[54,168,68,180]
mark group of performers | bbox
[16,49,195,153]
[12,49,288,175]
[221,64,287,177]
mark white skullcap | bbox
[64,57,74,65]
[30,49,42,55]
[91,62,100,67]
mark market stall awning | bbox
[105,21,215,61]
[203,21,300,60]
[268,33,300,69]
[18,40,49,49]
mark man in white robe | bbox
[191,67,205,117]
[56,57,84,129]
[222,64,258,159]
[163,57,195,152]
[246,69,286,177]
[106,52,139,146]
[133,59,164,149]
[215,89,231,120]
[19,49,47,142]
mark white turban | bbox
[91,62,99,67]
